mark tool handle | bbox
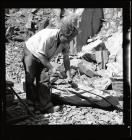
[10,87,35,117]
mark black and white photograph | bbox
[4,7,128,126]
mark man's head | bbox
[58,19,78,43]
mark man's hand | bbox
[49,68,64,79]
[65,70,72,84]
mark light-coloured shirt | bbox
[25,28,69,60]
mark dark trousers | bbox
[22,45,53,111]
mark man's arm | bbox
[38,53,55,73]
[62,44,72,81]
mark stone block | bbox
[78,59,97,77]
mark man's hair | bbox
[59,18,78,39]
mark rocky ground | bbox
[5,8,123,125]
[14,105,123,125]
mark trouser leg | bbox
[22,45,38,103]
[22,45,53,112]
[24,72,37,102]
[35,69,53,111]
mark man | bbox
[22,19,78,113]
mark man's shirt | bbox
[25,28,69,61]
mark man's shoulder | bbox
[40,28,60,33]
[37,28,59,38]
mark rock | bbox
[50,62,61,70]
[79,41,109,70]
[96,69,110,78]
[78,59,97,77]
[37,18,50,31]
[25,14,34,29]
[52,84,120,108]
[6,26,15,37]
[100,115,110,122]
[43,114,50,118]
[31,8,38,14]
[52,112,60,117]
[70,58,81,68]
[106,62,123,77]
[105,31,122,57]
[82,39,102,53]
[13,37,25,42]
[116,47,123,69]
[108,55,116,63]
[110,77,123,92]
[92,77,112,90]
[82,53,96,63]
[14,82,24,93]
[70,68,77,78]
[114,116,123,124]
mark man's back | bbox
[25,28,60,59]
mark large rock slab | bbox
[52,84,122,109]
